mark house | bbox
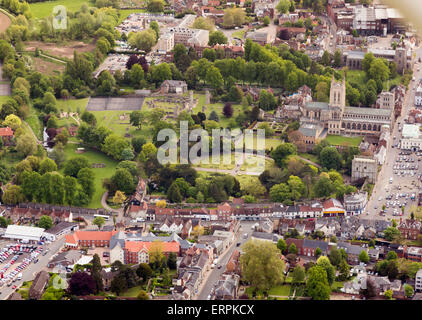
[214,273,240,300]
[28,271,50,300]
[337,241,367,265]
[44,221,79,239]
[158,218,184,234]
[160,80,188,94]
[124,241,180,264]
[0,126,14,144]
[47,250,82,268]
[246,31,271,45]
[343,192,368,216]
[398,219,422,240]
[323,198,346,217]
[251,232,280,243]
[226,250,241,275]
[302,239,329,257]
[65,230,118,248]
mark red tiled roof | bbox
[0,127,13,137]
[65,230,118,244]
[124,241,180,254]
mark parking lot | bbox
[0,241,48,289]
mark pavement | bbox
[364,45,422,221]
[0,237,66,300]
[196,221,256,300]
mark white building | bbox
[3,225,45,242]
[344,192,368,216]
[415,85,422,106]
[157,33,174,53]
[416,269,422,291]
[401,124,422,151]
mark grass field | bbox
[26,106,43,140]
[232,29,246,39]
[347,69,404,92]
[324,135,363,147]
[268,285,291,296]
[121,285,144,298]
[63,143,118,209]
[29,0,94,19]
[298,152,319,164]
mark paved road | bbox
[0,237,65,300]
[364,45,422,221]
[196,221,256,300]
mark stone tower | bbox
[329,77,346,111]
[394,47,407,75]
[379,91,394,110]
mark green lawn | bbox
[232,29,246,39]
[57,98,89,114]
[324,135,363,147]
[120,285,145,297]
[62,143,118,209]
[29,0,94,19]
[25,105,43,140]
[347,69,404,92]
[0,96,11,103]
[268,285,291,296]
[298,152,319,164]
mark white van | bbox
[17,273,22,280]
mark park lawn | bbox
[298,152,319,164]
[29,0,94,19]
[239,157,274,173]
[232,29,246,39]
[324,135,363,147]
[346,69,404,91]
[192,154,236,170]
[120,285,145,297]
[268,285,291,296]
[236,174,261,189]
[62,143,118,209]
[245,286,265,299]
[56,98,89,114]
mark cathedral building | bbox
[298,77,394,150]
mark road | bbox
[196,221,256,300]
[364,45,422,221]
[0,237,65,300]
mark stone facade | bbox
[351,156,378,183]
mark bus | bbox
[93,214,110,221]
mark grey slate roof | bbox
[305,101,329,110]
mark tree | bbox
[306,265,331,300]
[77,168,95,199]
[338,259,350,281]
[38,215,53,229]
[209,110,219,122]
[2,184,25,205]
[292,265,305,284]
[132,136,146,153]
[137,290,149,300]
[208,31,227,46]
[16,134,37,157]
[277,239,287,254]
[288,243,297,254]
[93,216,106,230]
[150,20,159,39]
[328,247,342,267]
[404,284,414,298]
[240,240,285,291]
[384,289,393,300]
[136,263,153,282]
[263,16,270,26]
[191,225,205,239]
[64,157,90,177]
[333,50,342,68]
[39,158,57,175]
[167,182,183,203]
[384,227,401,241]
[68,272,96,296]
[149,241,166,270]
[315,247,322,257]
[271,143,297,167]
[147,0,164,12]
[205,66,223,90]
[223,102,233,118]
[359,250,369,264]
[386,251,398,261]
[102,134,131,161]
[113,190,126,205]
[321,50,331,66]
[156,200,167,208]
[320,146,342,170]
[316,256,335,285]
[130,111,147,130]
[167,252,177,269]
[110,168,136,195]
[128,29,156,52]
[110,274,127,296]
[3,114,21,130]
[276,0,290,14]
[192,17,215,32]
[369,59,390,82]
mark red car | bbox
[12,285,17,289]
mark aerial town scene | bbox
[0,0,420,303]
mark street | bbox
[364,45,422,221]
[196,221,256,300]
[0,237,65,300]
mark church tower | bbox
[329,76,346,111]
